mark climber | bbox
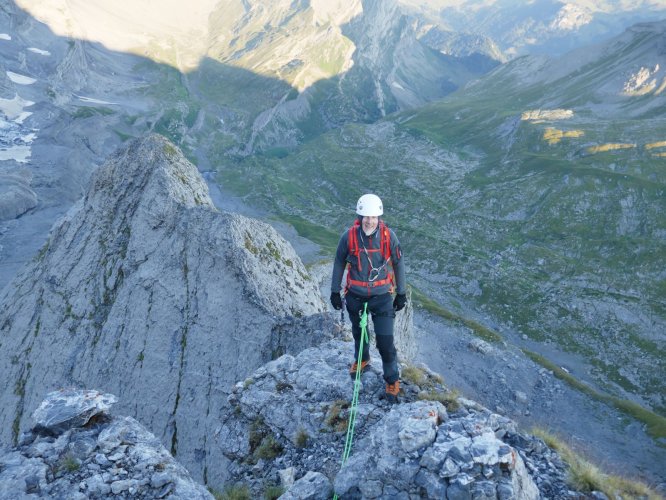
[330,193,407,403]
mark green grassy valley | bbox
[207,43,666,416]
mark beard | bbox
[363,224,378,236]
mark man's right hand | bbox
[330,292,342,310]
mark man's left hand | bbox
[393,293,407,311]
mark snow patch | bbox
[623,65,661,95]
[28,47,51,56]
[0,145,31,163]
[6,71,37,85]
[549,4,592,31]
[0,95,35,123]
[0,95,37,163]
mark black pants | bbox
[345,292,399,384]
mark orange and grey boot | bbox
[349,360,370,379]
[385,380,400,403]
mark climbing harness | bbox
[333,303,369,500]
[345,220,396,293]
[360,236,391,283]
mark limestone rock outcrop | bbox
[0,389,212,500]
[0,134,325,485]
[0,168,37,220]
[217,339,577,499]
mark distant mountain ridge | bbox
[17,0,499,140]
[398,0,666,57]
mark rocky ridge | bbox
[0,134,326,486]
[423,0,666,57]
[216,339,586,499]
[1,345,590,499]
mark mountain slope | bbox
[14,0,501,155]
[0,0,502,290]
[214,21,666,414]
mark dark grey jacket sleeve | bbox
[390,229,406,295]
[330,231,349,293]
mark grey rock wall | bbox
[0,168,37,220]
[0,134,324,485]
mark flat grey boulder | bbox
[31,388,117,436]
[279,471,332,500]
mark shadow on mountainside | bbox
[0,0,499,290]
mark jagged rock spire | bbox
[0,134,325,484]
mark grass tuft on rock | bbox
[417,388,461,411]
[523,349,666,440]
[209,484,251,500]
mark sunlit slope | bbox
[216,22,666,413]
[20,0,498,156]
[196,0,497,153]
[398,0,666,57]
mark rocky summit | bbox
[0,134,325,485]
[0,345,588,499]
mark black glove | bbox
[330,292,342,310]
[393,293,407,311]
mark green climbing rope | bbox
[333,302,369,500]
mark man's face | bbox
[362,216,379,235]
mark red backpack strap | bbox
[348,219,360,255]
[379,221,395,293]
[347,220,362,269]
[379,221,391,261]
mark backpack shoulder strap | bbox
[347,220,362,271]
[348,220,360,256]
[379,221,391,261]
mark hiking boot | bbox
[385,380,400,403]
[349,360,370,379]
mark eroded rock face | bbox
[0,135,324,484]
[0,389,212,500]
[0,168,37,220]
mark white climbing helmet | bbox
[356,194,383,216]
